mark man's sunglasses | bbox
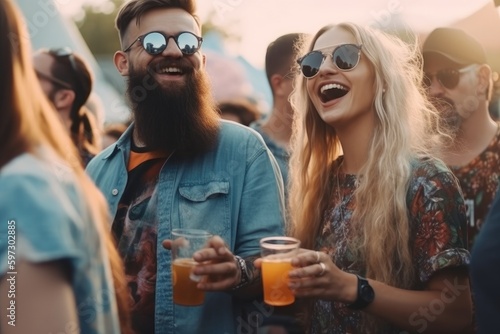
[35,70,72,89]
[123,31,203,56]
[423,65,477,90]
[297,44,362,79]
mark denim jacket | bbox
[86,121,285,334]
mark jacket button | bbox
[112,189,119,196]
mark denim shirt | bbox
[86,121,286,334]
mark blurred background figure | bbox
[102,122,129,149]
[85,91,107,134]
[470,188,500,333]
[250,33,307,200]
[0,0,131,333]
[204,48,260,103]
[33,48,101,166]
[218,98,261,126]
[422,27,500,250]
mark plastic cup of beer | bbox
[171,228,212,306]
[260,236,300,306]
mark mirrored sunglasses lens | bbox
[177,32,200,54]
[333,45,359,70]
[142,32,167,55]
[300,52,323,78]
[438,70,459,89]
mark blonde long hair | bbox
[289,22,446,289]
[0,1,131,332]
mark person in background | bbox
[422,27,500,250]
[218,98,261,126]
[0,0,131,333]
[250,33,307,199]
[102,122,129,149]
[470,188,500,333]
[33,47,101,166]
[85,0,285,333]
[85,91,106,136]
[281,22,472,333]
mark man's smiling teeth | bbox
[160,67,182,74]
[320,83,348,94]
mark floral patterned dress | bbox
[311,157,470,334]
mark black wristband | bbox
[347,275,375,310]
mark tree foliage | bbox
[75,0,123,55]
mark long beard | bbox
[126,63,220,158]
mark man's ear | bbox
[53,89,75,110]
[477,64,492,96]
[271,73,287,97]
[114,51,129,76]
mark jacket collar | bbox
[101,123,134,160]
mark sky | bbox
[56,0,494,69]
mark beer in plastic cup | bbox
[260,236,300,306]
[171,228,212,306]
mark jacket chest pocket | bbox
[178,181,231,238]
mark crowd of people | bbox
[1,0,499,333]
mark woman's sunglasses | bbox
[123,31,203,56]
[423,65,477,90]
[297,44,362,79]
[35,70,72,89]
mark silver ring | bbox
[314,251,321,263]
[318,262,326,276]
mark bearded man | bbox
[85,1,285,333]
[422,27,500,250]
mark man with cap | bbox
[422,27,500,250]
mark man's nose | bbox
[427,75,445,97]
[161,37,183,58]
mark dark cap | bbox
[423,27,487,65]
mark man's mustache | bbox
[147,58,194,75]
[430,96,455,111]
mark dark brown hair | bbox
[265,33,305,93]
[47,50,93,113]
[116,0,200,45]
[42,49,100,162]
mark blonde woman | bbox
[0,0,131,333]
[287,23,473,333]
